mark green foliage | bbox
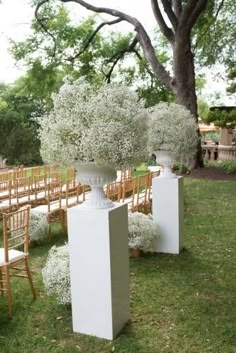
[197,98,209,119]
[201,131,220,143]
[206,108,236,128]
[226,64,236,94]
[192,0,236,68]
[0,83,42,165]
[206,160,236,173]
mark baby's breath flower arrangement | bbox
[42,244,71,305]
[38,79,148,169]
[29,210,48,241]
[147,102,199,164]
[128,212,160,253]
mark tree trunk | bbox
[172,32,204,167]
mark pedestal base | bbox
[67,203,129,340]
[152,176,184,254]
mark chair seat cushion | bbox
[0,248,26,266]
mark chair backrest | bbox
[0,180,12,201]
[106,181,122,202]
[13,165,27,180]
[46,180,62,212]
[120,177,136,202]
[15,176,32,203]
[2,206,30,263]
[64,178,81,208]
[135,173,150,208]
[31,166,41,177]
[66,167,76,180]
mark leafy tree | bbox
[12,0,236,166]
[0,83,42,165]
[197,98,209,120]
[33,0,236,167]
[205,107,236,129]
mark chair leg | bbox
[0,269,3,296]
[4,266,13,319]
[24,258,36,300]
[61,210,67,235]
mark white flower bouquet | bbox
[38,79,149,169]
[128,212,160,253]
[147,102,199,164]
[42,244,71,305]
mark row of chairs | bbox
[0,164,69,182]
[0,169,159,237]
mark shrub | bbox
[206,160,236,173]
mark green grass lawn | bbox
[0,178,235,353]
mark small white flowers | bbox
[30,211,48,241]
[128,212,160,253]
[147,102,199,164]
[37,80,148,169]
[42,244,71,305]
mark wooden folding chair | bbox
[13,165,27,181]
[133,173,151,213]
[61,178,84,230]
[0,205,36,318]
[119,177,137,211]
[32,180,64,238]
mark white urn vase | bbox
[75,163,117,209]
[154,151,177,179]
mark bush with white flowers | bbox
[38,79,149,169]
[42,244,71,305]
[29,210,48,241]
[147,102,199,164]
[128,212,160,253]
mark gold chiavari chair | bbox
[119,177,137,211]
[0,205,36,318]
[105,181,122,202]
[133,173,151,214]
[32,180,64,238]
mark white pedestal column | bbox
[152,176,184,254]
[67,203,130,340]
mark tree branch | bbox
[180,0,208,31]
[35,0,57,57]
[160,0,178,30]
[193,0,225,52]
[151,0,174,42]
[67,18,123,62]
[187,0,208,29]
[103,36,139,83]
[173,0,182,18]
[61,0,173,90]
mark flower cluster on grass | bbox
[128,212,160,253]
[29,210,48,241]
[38,80,148,169]
[147,102,199,164]
[42,244,71,305]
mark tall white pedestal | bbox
[152,176,184,254]
[67,203,129,340]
